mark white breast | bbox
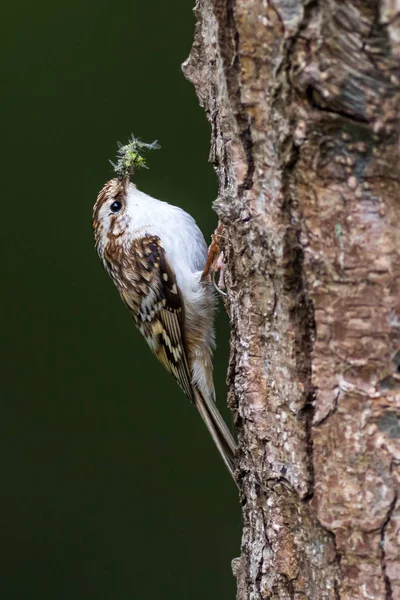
[125,184,208,296]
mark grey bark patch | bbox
[378,375,400,390]
[377,412,400,439]
[392,349,400,370]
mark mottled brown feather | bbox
[103,235,194,401]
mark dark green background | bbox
[2,1,240,598]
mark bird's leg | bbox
[202,223,223,279]
[202,223,227,295]
[214,251,226,290]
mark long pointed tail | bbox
[193,389,236,481]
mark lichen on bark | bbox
[184,0,400,598]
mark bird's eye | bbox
[110,200,122,213]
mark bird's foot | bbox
[202,224,227,296]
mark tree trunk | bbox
[183,0,400,598]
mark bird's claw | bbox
[202,224,227,296]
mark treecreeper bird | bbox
[92,137,236,479]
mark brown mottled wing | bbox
[128,236,194,401]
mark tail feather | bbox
[193,389,236,481]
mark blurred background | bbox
[1,1,240,598]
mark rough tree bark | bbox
[183,1,400,598]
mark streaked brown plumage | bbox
[93,178,236,479]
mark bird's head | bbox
[93,135,160,257]
[92,178,131,257]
